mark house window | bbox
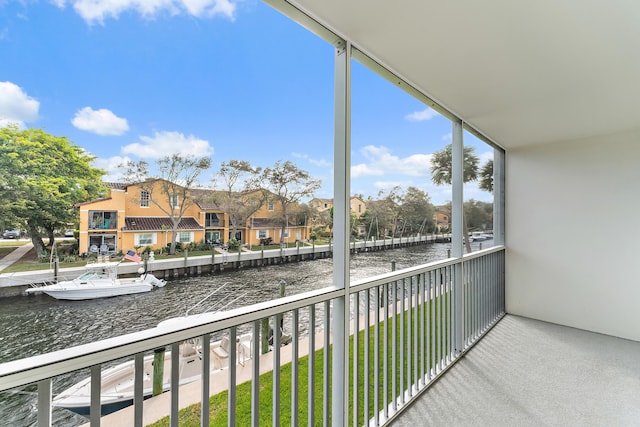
[257,230,268,239]
[135,233,155,246]
[140,191,150,208]
[205,213,220,227]
[358,204,362,213]
[205,231,220,244]
[268,200,274,211]
[170,194,179,209]
[178,232,191,243]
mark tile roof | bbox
[122,217,203,231]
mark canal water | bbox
[0,242,463,426]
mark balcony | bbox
[88,211,118,231]
[1,247,506,426]
[390,314,640,426]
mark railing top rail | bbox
[0,284,345,391]
[351,245,505,291]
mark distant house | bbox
[309,198,333,212]
[433,207,450,232]
[77,181,312,255]
[309,196,367,217]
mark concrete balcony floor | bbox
[391,315,640,427]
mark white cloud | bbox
[122,130,213,159]
[351,145,432,178]
[0,81,39,128]
[93,155,133,181]
[291,152,331,168]
[72,107,129,135]
[54,0,236,25]
[405,107,439,122]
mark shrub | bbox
[227,238,240,250]
[259,237,273,246]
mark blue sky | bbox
[0,0,493,205]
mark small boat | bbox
[52,311,253,415]
[24,261,166,300]
[470,232,493,242]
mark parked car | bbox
[64,230,75,237]
[2,230,21,239]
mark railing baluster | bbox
[413,275,419,392]
[171,342,179,427]
[37,378,52,427]
[374,285,380,426]
[428,270,433,380]
[419,273,425,387]
[406,277,412,398]
[364,288,370,424]
[229,326,238,427]
[323,300,330,427]
[90,364,101,426]
[400,278,405,404]
[353,291,359,427]
[201,333,211,427]
[383,282,389,420]
[391,277,397,412]
[448,265,453,362]
[308,305,316,427]
[292,309,299,427]
[134,352,144,427]
[251,321,260,427]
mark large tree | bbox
[0,125,106,256]
[260,161,321,244]
[399,186,434,235]
[360,187,402,239]
[430,143,480,253]
[212,160,264,243]
[123,154,211,255]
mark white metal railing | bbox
[0,247,504,427]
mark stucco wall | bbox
[505,129,640,341]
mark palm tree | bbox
[430,143,479,253]
[479,159,494,193]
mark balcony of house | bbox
[1,247,506,426]
[88,211,118,231]
[205,213,226,229]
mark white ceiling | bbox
[289,0,640,150]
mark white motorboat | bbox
[52,311,253,415]
[24,261,166,300]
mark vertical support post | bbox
[494,148,505,246]
[153,348,165,396]
[332,38,351,427]
[452,120,464,355]
[53,256,59,283]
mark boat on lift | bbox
[52,288,252,415]
[24,261,166,300]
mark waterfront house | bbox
[77,181,312,255]
[3,1,639,426]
